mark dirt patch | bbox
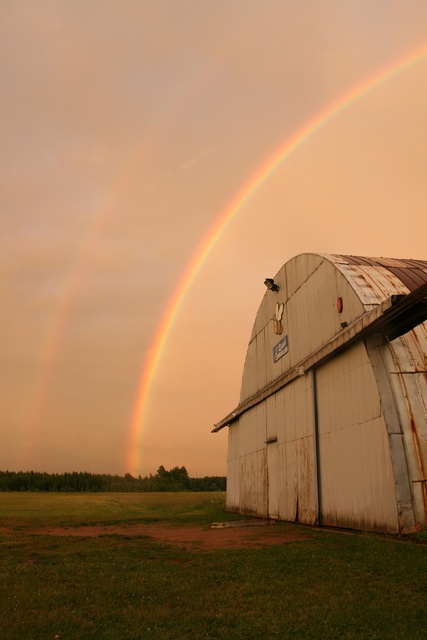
[25,522,311,549]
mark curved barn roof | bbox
[214,253,427,432]
[328,253,427,304]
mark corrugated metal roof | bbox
[337,255,427,293]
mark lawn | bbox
[0,492,426,639]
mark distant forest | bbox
[0,466,226,493]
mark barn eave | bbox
[213,282,427,433]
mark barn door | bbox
[315,342,398,531]
[267,441,279,519]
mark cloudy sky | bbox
[2,0,427,477]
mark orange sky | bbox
[2,1,427,477]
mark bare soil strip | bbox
[2,522,312,549]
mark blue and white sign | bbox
[273,335,288,362]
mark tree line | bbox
[0,466,226,493]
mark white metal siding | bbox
[385,324,427,525]
[266,375,317,523]
[226,404,268,516]
[286,258,365,368]
[225,425,240,512]
[316,342,398,531]
[285,253,323,299]
[256,328,268,390]
[241,255,366,404]
[239,339,257,401]
[239,449,267,517]
[223,253,427,533]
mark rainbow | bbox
[126,43,427,472]
[21,57,218,466]
[20,209,113,468]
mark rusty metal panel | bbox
[384,325,427,526]
[366,335,417,532]
[239,449,267,517]
[226,404,267,515]
[294,373,317,523]
[340,255,427,270]
[232,374,318,522]
[267,442,279,518]
[399,323,427,370]
[267,386,288,521]
[275,443,288,518]
[297,436,317,524]
[228,404,267,516]
[265,383,317,521]
[336,264,409,306]
[336,254,427,296]
[358,266,411,299]
[280,439,298,521]
[271,373,317,523]
[316,342,398,532]
[336,264,384,306]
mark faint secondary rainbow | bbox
[126,42,427,472]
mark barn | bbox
[214,254,427,534]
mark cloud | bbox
[181,147,217,171]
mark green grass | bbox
[0,491,242,528]
[0,493,426,639]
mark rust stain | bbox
[409,414,427,512]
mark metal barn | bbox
[214,254,427,533]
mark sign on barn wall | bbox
[273,335,288,362]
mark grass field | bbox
[1,492,426,639]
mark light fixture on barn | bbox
[264,278,279,292]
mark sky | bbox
[2,1,427,478]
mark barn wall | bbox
[223,253,427,533]
[316,341,398,532]
[226,374,317,524]
[383,324,427,526]
[240,254,366,404]
[226,404,267,516]
[273,374,317,524]
[285,257,365,369]
[225,426,239,513]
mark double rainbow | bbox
[126,43,427,472]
